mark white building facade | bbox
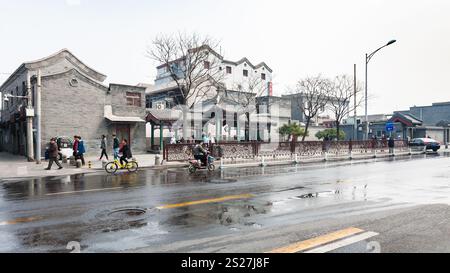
[144,46,288,147]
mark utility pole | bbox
[35,70,42,164]
[365,53,368,140]
[354,64,357,141]
[26,73,34,161]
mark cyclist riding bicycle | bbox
[119,139,133,168]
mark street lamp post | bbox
[365,39,396,140]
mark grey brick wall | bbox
[108,84,147,153]
[39,71,148,156]
[41,70,109,156]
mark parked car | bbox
[45,136,74,160]
[408,138,441,152]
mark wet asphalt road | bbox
[1,153,450,253]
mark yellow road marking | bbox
[0,216,42,226]
[156,194,254,210]
[266,227,364,253]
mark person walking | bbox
[77,136,86,166]
[119,139,132,167]
[388,136,395,155]
[202,133,209,144]
[170,135,177,144]
[208,133,214,144]
[45,138,63,170]
[73,135,79,160]
[56,137,63,160]
[99,135,109,161]
[112,134,120,160]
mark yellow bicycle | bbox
[105,158,139,174]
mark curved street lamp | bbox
[364,39,396,140]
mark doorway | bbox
[115,124,131,147]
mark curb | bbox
[0,150,431,181]
[216,151,428,169]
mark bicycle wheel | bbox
[105,162,118,174]
[127,161,139,172]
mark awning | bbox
[104,105,146,123]
[146,108,182,125]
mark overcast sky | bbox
[1,0,449,114]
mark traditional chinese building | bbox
[0,49,147,158]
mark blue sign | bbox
[385,122,394,132]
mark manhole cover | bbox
[106,208,147,219]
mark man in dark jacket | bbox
[193,142,208,166]
[119,139,132,167]
[99,135,109,161]
[388,136,395,154]
[45,138,63,170]
[113,134,120,160]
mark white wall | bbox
[153,49,273,96]
[222,61,272,95]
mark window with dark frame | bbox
[226,66,232,74]
[243,69,248,77]
[261,73,266,80]
[204,61,210,69]
[126,92,141,107]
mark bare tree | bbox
[289,75,332,141]
[147,32,225,138]
[327,74,364,140]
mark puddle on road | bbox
[101,220,148,233]
[80,207,153,234]
[293,191,335,199]
[158,201,273,230]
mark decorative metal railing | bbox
[163,140,410,162]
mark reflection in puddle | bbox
[294,191,335,199]
[159,201,272,229]
[102,220,148,233]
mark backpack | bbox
[78,140,86,154]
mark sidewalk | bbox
[0,147,437,181]
[0,152,186,180]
